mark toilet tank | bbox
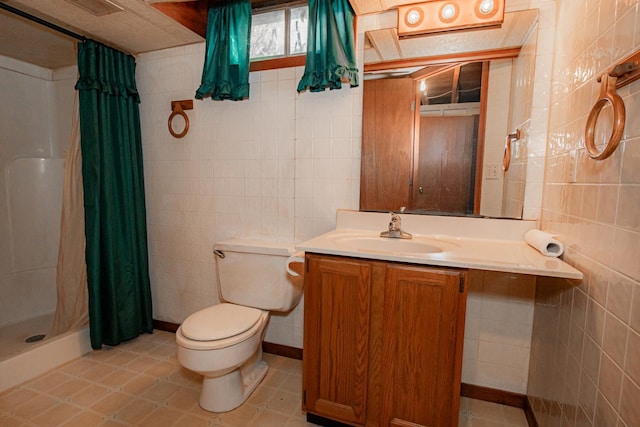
[214,239,304,312]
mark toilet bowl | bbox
[175,240,304,412]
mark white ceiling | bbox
[364,9,538,65]
[0,0,537,71]
[0,0,202,69]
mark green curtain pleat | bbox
[75,40,153,349]
[297,0,359,93]
[195,0,252,101]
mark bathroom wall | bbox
[136,45,361,348]
[0,56,75,327]
[480,59,511,218]
[501,22,538,219]
[528,0,640,425]
[138,1,556,391]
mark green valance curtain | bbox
[75,40,153,349]
[297,0,359,93]
[195,0,252,101]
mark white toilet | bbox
[175,239,304,412]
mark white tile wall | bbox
[463,271,536,394]
[136,44,360,347]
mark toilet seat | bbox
[177,303,267,351]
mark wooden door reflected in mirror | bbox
[361,62,487,215]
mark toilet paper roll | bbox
[524,229,564,257]
[286,251,305,276]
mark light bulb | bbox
[406,9,421,25]
[419,80,426,92]
[441,4,456,20]
[479,0,494,14]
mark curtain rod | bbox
[0,3,87,42]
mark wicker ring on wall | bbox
[168,105,189,139]
[502,134,511,171]
[584,74,626,160]
[502,129,520,172]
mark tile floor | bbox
[0,330,529,426]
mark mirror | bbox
[360,9,538,219]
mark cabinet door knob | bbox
[419,186,424,194]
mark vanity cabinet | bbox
[302,253,468,427]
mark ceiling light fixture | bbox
[398,0,505,38]
[64,0,124,16]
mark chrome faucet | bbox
[380,210,412,239]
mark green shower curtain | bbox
[75,40,153,349]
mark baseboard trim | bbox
[153,319,179,333]
[262,341,303,360]
[461,384,537,427]
[460,383,525,408]
[523,396,539,427]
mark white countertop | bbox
[296,210,583,280]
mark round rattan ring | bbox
[584,80,625,160]
[168,106,189,139]
[502,134,511,171]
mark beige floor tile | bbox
[175,412,216,427]
[48,377,92,399]
[217,402,261,426]
[141,381,180,403]
[137,406,184,426]
[31,402,80,426]
[85,347,123,363]
[143,359,181,379]
[261,366,289,388]
[120,373,157,395]
[247,409,290,426]
[59,358,96,376]
[125,354,159,372]
[104,350,140,367]
[1,331,529,427]
[90,391,132,416]
[280,372,303,393]
[29,371,72,393]
[68,383,110,407]
[113,398,156,424]
[79,363,118,382]
[61,410,104,427]
[12,393,59,419]
[0,413,23,427]
[0,387,39,411]
[264,389,301,416]
[503,404,529,425]
[166,386,200,411]
[100,368,139,390]
[247,384,278,407]
[468,398,509,422]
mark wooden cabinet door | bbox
[380,264,467,427]
[303,254,372,425]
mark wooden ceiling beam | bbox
[152,0,302,38]
[364,47,520,73]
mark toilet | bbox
[175,239,304,412]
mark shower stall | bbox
[0,58,90,391]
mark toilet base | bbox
[199,351,269,412]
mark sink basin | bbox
[333,236,454,254]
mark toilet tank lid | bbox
[181,303,263,341]
[214,239,295,256]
